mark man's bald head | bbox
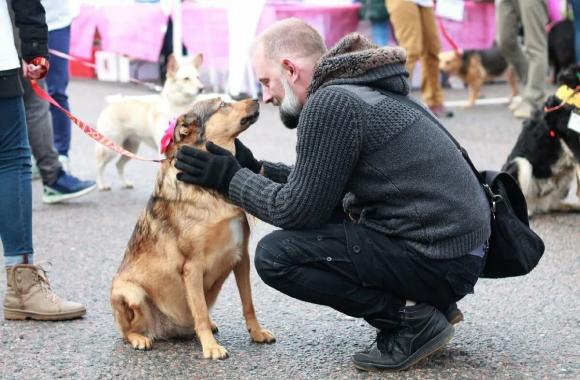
[253,18,327,62]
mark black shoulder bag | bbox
[382,91,545,278]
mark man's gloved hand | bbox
[175,142,241,194]
[234,138,262,174]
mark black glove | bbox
[234,138,262,174]
[175,142,241,194]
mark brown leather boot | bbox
[4,264,86,321]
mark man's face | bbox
[252,46,303,129]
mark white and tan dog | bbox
[95,54,204,191]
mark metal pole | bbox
[172,0,183,59]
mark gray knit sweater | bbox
[228,34,491,259]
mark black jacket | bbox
[1,0,48,98]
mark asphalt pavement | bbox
[0,79,578,380]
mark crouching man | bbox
[175,19,490,371]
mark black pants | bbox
[255,221,484,323]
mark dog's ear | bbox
[166,54,179,79]
[173,112,203,146]
[192,53,203,70]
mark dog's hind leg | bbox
[116,137,140,189]
[110,280,155,350]
[96,144,117,191]
[233,228,276,344]
[182,260,228,359]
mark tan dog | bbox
[439,47,518,107]
[110,98,275,359]
[96,54,204,191]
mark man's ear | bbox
[281,58,299,83]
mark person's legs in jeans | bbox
[46,25,72,157]
[0,97,86,321]
[0,96,33,266]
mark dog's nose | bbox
[199,86,205,93]
[252,97,259,103]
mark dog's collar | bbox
[160,118,177,154]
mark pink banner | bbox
[438,1,496,52]
[71,2,361,67]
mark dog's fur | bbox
[439,46,518,107]
[502,64,580,216]
[110,98,275,359]
[95,54,204,191]
[503,111,579,215]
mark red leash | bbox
[31,80,163,163]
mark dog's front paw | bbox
[121,182,134,190]
[250,328,276,344]
[98,184,112,191]
[202,343,229,360]
[127,333,153,350]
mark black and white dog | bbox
[502,65,580,216]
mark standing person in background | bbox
[41,0,78,172]
[358,0,390,46]
[385,0,453,118]
[1,0,86,321]
[496,0,548,119]
[11,13,97,204]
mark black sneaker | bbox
[353,303,454,371]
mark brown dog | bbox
[110,98,275,359]
[439,47,518,107]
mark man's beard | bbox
[279,78,302,129]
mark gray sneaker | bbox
[513,101,533,119]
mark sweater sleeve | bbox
[228,87,363,229]
[261,161,292,184]
[11,0,48,61]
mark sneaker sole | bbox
[42,184,97,204]
[352,324,455,372]
[4,307,86,321]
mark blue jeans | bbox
[0,96,33,258]
[572,0,580,63]
[46,25,72,156]
[371,20,390,46]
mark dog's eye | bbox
[183,77,190,81]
